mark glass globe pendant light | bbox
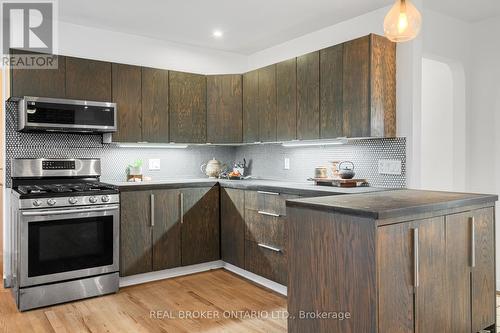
[384,0,422,42]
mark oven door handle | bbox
[21,205,119,216]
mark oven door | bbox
[19,204,119,287]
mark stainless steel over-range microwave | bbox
[15,96,117,133]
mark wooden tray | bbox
[310,178,368,188]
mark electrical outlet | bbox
[284,157,290,170]
[378,159,402,175]
[148,159,161,171]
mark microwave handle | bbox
[22,205,119,216]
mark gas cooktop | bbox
[16,182,118,196]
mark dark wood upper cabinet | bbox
[65,57,112,102]
[276,58,297,141]
[181,186,220,266]
[112,63,142,142]
[320,44,343,138]
[297,51,320,140]
[120,190,152,277]
[169,71,207,143]
[221,188,245,268]
[152,189,181,271]
[258,65,277,142]
[343,34,396,138]
[11,52,66,98]
[243,70,259,143]
[343,36,370,138]
[207,74,243,143]
[141,67,169,143]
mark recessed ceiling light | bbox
[212,30,223,38]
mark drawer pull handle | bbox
[180,193,184,224]
[150,194,155,227]
[470,217,475,268]
[413,227,419,291]
[258,243,282,253]
[257,191,280,196]
[258,210,280,217]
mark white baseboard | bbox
[118,260,287,297]
[223,262,287,296]
[119,260,224,287]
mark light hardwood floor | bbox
[0,269,287,333]
[0,271,498,332]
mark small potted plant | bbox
[127,160,143,182]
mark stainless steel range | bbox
[10,158,120,311]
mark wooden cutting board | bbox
[310,178,368,188]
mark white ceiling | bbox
[424,0,500,22]
[58,0,393,55]
[58,1,500,55]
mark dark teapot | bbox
[338,161,355,179]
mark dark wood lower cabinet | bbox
[181,186,220,266]
[120,190,153,276]
[221,188,245,268]
[152,189,181,271]
[244,240,287,285]
[120,186,218,276]
[287,204,496,333]
[471,208,496,332]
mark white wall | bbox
[421,8,470,192]
[421,58,454,191]
[468,16,500,289]
[57,21,248,74]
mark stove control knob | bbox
[47,199,57,206]
[89,196,98,203]
[101,195,110,203]
[68,197,78,205]
[32,200,42,207]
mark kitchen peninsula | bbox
[286,189,497,333]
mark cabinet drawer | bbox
[245,240,287,285]
[245,190,298,216]
[245,209,285,248]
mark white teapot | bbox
[200,158,224,178]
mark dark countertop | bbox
[286,189,498,219]
[107,178,390,197]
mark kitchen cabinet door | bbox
[120,190,152,276]
[221,188,245,268]
[10,51,66,98]
[413,217,448,333]
[444,212,472,333]
[152,189,181,271]
[169,71,207,143]
[142,67,169,143]
[276,58,297,141]
[378,217,448,333]
[112,63,142,142]
[243,70,259,143]
[207,74,243,143]
[471,207,496,332]
[377,222,414,333]
[342,36,370,138]
[320,44,343,138]
[258,65,277,142]
[296,51,320,140]
[181,186,220,266]
[65,57,112,102]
